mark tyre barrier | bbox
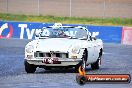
[0,21,132,44]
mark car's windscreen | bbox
[40,27,87,39]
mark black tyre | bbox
[24,60,36,73]
[75,49,87,73]
[75,62,82,73]
[91,49,103,70]
[91,59,99,70]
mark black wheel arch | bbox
[99,48,103,58]
[83,48,88,62]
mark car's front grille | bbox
[34,51,68,58]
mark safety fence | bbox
[0,0,132,18]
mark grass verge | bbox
[0,13,132,26]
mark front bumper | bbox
[25,58,82,66]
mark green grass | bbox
[0,13,132,26]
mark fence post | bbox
[103,0,106,18]
[38,0,40,16]
[6,0,8,13]
[70,0,72,17]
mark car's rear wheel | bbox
[91,59,99,70]
[75,49,87,73]
[91,49,102,70]
[24,60,36,73]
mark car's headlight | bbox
[71,47,80,54]
[25,45,34,53]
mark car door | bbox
[87,39,99,63]
[91,40,99,61]
[86,41,96,64]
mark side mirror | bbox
[91,32,99,40]
[35,30,41,39]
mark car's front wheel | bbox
[24,60,36,73]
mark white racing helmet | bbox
[52,23,62,29]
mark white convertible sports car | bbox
[24,23,103,73]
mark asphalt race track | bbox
[0,39,132,88]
